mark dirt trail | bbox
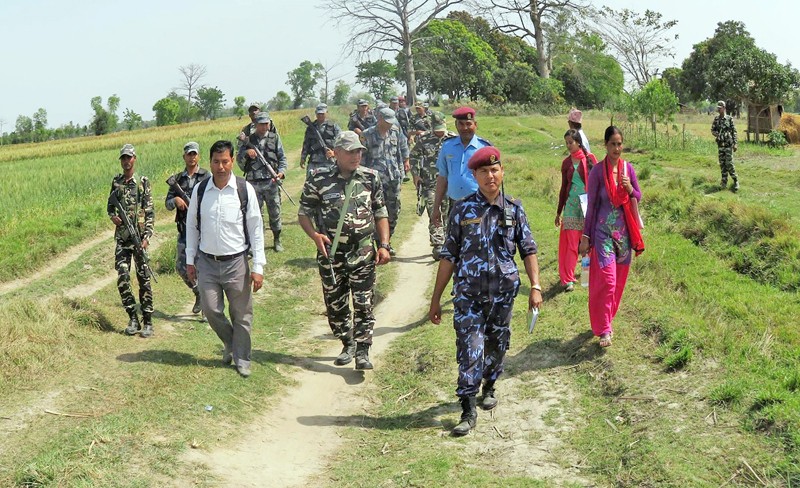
[182,219,435,486]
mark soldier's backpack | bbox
[195,175,251,250]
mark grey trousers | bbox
[196,252,253,369]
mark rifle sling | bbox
[330,178,356,256]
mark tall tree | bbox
[287,60,324,109]
[356,60,397,101]
[195,86,226,120]
[588,8,678,89]
[551,32,624,108]
[322,0,466,105]
[332,80,351,106]
[482,0,588,79]
[178,63,207,122]
[152,96,181,127]
[90,96,109,135]
[233,96,247,119]
[267,91,293,112]
[15,115,33,142]
[122,109,143,131]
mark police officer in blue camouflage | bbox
[390,96,410,139]
[108,144,156,337]
[360,107,410,250]
[348,99,377,135]
[711,100,739,192]
[297,131,392,370]
[300,103,340,177]
[238,112,288,252]
[410,112,456,259]
[166,141,209,315]
[429,146,543,436]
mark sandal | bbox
[599,334,612,348]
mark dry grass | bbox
[777,113,800,144]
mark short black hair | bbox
[209,140,234,159]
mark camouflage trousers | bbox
[176,239,199,295]
[251,180,282,232]
[382,179,402,238]
[718,146,738,181]
[316,247,377,345]
[419,175,445,247]
[115,240,153,316]
[452,294,514,397]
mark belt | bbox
[201,250,246,262]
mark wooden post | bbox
[682,123,686,150]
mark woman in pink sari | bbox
[555,129,597,292]
[579,126,644,347]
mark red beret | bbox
[467,146,501,170]
[452,106,476,120]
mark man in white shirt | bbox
[186,140,266,378]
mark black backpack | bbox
[195,176,251,250]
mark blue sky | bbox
[0,0,796,130]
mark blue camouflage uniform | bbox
[360,125,409,237]
[237,131,288,233]
[439,191,538,397]
[436,134,492,201]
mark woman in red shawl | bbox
[555,129,597,292]
[579,126,644,347]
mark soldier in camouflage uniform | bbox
[409,102,431,139]
[390,96,410,139]
[297,131,392,370]
[429,146,543,436]
[711,100,739,191]
[107,144,156,337]
[348,99,377,135]
[360,107,410,250]
[238,112,288,252]
[165,141,209,315]
[300,103,340,177]
[410,112,456,260]
[237,101,261,142]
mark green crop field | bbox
[1,108,799,486]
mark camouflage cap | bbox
[315,103,328,114]
[334,131,366,151]
[183,141,200,154]
[376,101,388,110]
[377,107,397,125]
[389,96,399,103]
[431,111,447,131]
[248,101,262,110]
[357,98,368,106]
[717,100,726,108]
[119,144,136,159]
[255,112,271,124]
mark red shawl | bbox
[603,157,644,255]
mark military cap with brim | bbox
[717,100,726,108]
[248,102,262,110]
[389,96,399,103]
[357,99,368,106]
[378,107,398,125]
[316,103,328,114]
[183,141,200,154]
[119,144,136,158]
[255,112,271,124]
[334,131,366,151]
[467,146,501,170]
[431,111,447,131]
[452,106,476,120]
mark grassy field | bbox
[1,108,799,486]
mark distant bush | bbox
[767,129,788,148]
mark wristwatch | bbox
[378,243,391,251]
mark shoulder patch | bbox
[477,137,493,146]
[359,166,378,177]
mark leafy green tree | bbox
[660,67,689,103]
[90,96,109,135]
[233,96,246,118]
[122,109,143,131]
[633,79,679,133]
[356,60,396,101]
[195,86,226,120]
[267,91,293,111]
[15,115,33,142]
[552,32,624,108]
[287,61,324,109]
[32,108,48,142]
[447,11,537,67]
[107,95,120,131]
[152,96,181,126]
[332,80,351,106]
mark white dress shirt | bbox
[186,175,266,275]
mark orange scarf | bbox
[603,157,644,255]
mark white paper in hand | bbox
[579,193,588,217]
[527,307,539,334]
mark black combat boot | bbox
[124,311,140,336]
[192,288,202,314]
[140,312,153,338]
[334,337,356,366]
[431,246,442,261]
[452,395,477,436]
[273,230,284,252]
[480,380,498,410]
[732,178,739,192]
[355,342,373,370]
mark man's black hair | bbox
[210,140,234,159]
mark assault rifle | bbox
[165,174,191,206]
[109,183,157,282]
[243,142,297,205]
[416,182,425,216]
[300,115,335,163]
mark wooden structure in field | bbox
[746,104,783,142]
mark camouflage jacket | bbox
[240,121,256,140]
[396,107,411,136]
[711,114,737,147]
[348,110,377,132]
[107,173,155,243]
[301,119,340,164]
[439,191,537,299]
[237,131,287,181]
[410,130,457,179]
[298,165,388,262]
[410,113,431,133]
[165,167,209,237]
[360,125,409,183]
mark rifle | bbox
[165,174,191,206]
[416,182,425,216]
[244,142,297,205]
[300,115,335,163]
[109,183,157,283]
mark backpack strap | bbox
[196,176,251,251]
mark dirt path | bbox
[182,218,435,486]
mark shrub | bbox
[767,129,788,148]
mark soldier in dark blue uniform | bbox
[429,146,543,436]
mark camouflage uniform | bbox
[348,110,377,133]
[410,129,457,250]
[165,167,209,291]
[107,174,155,320]
[298,165,388,345]
[410,112,431,134]
[360,125,409,237]
[711,113,738,184]
[301,119,340,176]
[396,107,411,138]
[439,191,538,397]
[238,131,288,234]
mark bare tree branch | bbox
[178,63,207,122]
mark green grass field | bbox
[1,108,799,486]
